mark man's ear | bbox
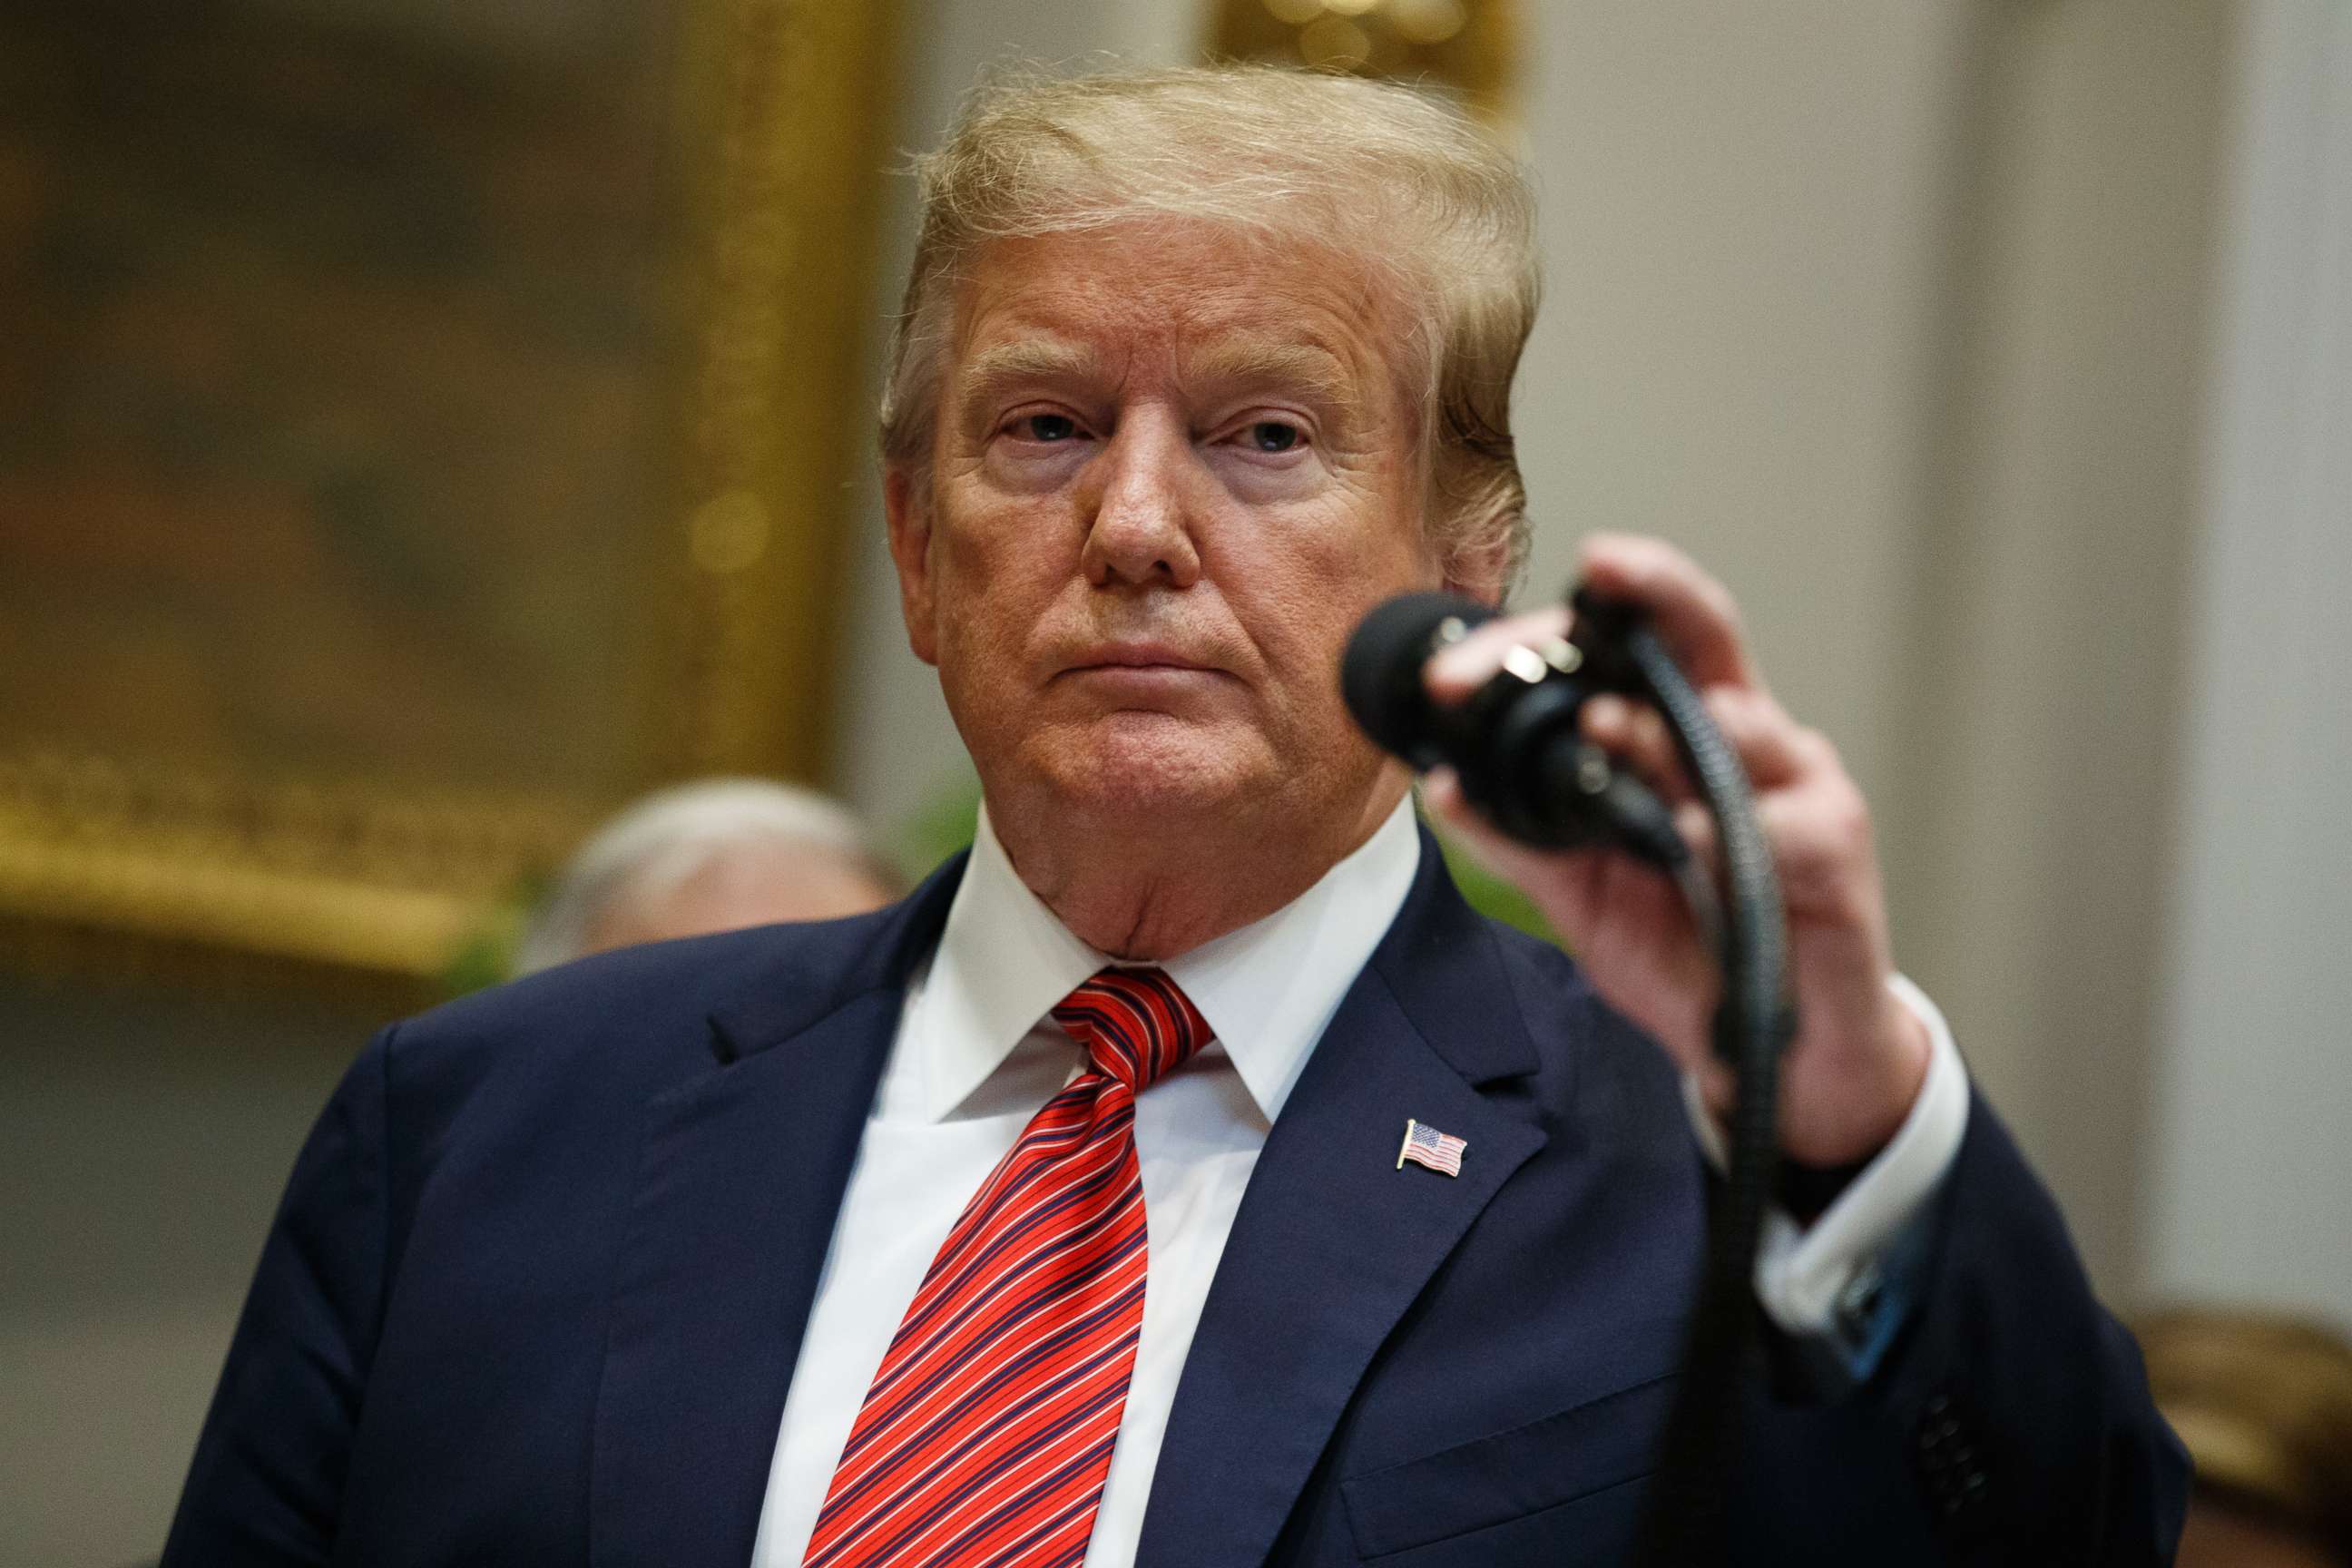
[884,465,940,668]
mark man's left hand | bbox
[1420,533,1931,1169]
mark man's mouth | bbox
[1065,642,1220,674]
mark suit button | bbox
[1915,1390,1991,1530]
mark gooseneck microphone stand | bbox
[1340,588,1796,1567]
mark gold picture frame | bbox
[1208,0,1521,122]
[0,0,898,996]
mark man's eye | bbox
[1017,413,1079,442]
[1245,421,1304,454]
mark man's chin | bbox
[1019,717,1273,824]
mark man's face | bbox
[887,221,1446,847]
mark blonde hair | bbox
[881,64,1539,596]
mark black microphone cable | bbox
[1609,609,1793,1568]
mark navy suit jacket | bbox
[163,831,2185,1565]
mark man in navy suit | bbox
[163,64,2184,1565]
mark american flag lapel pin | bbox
[1396,1118,1467,1178]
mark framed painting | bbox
[0,0,898,995]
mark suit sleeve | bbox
[160,1024,397,1567]
[1738,1100,2190,1563]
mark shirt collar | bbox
[906,796,1422,1125]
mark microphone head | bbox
[1340,591,1494,767]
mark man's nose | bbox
[1078,414,1202,590]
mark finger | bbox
[1576,532,1760,691]
[1582,686,1826,802]
[1674,799,1716,873]
[1581,693,1694,805]
[1756,775,1883,923]
[1424,603,1573,702]
[1700,685,1829,791]
[1673,768,1882,928]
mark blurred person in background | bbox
[2139,1307,2352,1568]
[511,778,903,975]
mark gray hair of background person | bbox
[879,64,1540,598]
[513,779,900,976]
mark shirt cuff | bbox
[1679,974,1970,1340]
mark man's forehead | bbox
[948,226,1397,397]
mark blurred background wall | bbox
[4,1,2347,1562]
[2145,0,2352,1332]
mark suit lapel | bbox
[588,858,964,1568]
[1134,832,1553,1568]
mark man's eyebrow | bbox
[951,336,1362,412]
[1182,340,1358,408]
[954,340,1106,407]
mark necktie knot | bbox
[1051,967,1212,1092]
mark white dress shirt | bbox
[749,797,1967,1568]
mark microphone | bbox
[1340,592,1686,867]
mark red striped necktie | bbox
[801,967,1213,1568]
